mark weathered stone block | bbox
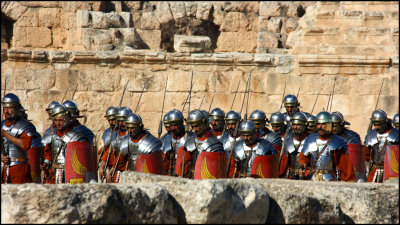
[154,2,173,24]
[136,29,162,50]
[216,32,257,53]
[38,8,61,28]
[196,2,213,21]
[259,1,281,17]
[268,17,283,33]
[138,11,160,30]
[1,1,28,21]
[76,10,90,28]
[174,35,211,53]
[14,8,39,27]
[221,12,251,32]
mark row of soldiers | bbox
[1,92,399,184]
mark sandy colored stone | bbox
[1,1,28,21]
[216,32,257,53]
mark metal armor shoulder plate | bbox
[364,129,378,147]
[388,128,399,144]
[256,139,276,155]
[42,126,55,146]
[328,135,347,152]
[62,125,91,143]
[343,129,361,145]
[13,119,37,137]
[198,135,224,153]
[73,124,95,143]
[119,135,132,157]
[184,132,197,152]
[265,130,283,145]
[102,128,112,146]
[161,133,173,153]
[284,133,296,154]
[138,133,162,154]
[233,140,246,161]
[301,133,318,155]
[31,130,43,148]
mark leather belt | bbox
[10,158,27,163]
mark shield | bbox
[347,144,366,173]
[194,152,227,179]
[136,151,164,175]
[27,147,41,183]
[175,147,192,177]
[64,141,97,184]
[250,154,279,178]
[384,145,399,181]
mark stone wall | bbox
[1,1,399,143]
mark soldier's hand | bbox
[1,154,9,164]
[40,163,50,179]
[106,172,112,183]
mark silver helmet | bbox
[116,107,133,121]
[125,113,143,128]
[249,109,268,123]
[291,112,307,125]
[270,112,285,125]
[2,93,21,107]
[187,109,207,126]
[306,114,316,125]
[393,113,399,128]
[2,93,21,118]
[209,108,225,121]
[104,106,118,120]
[370,109,387,123]
[283,94,298,107]
[63,100,80,118]
[331,111,350,126]
[200,110,209,120]
[168,109,184,123]
[50,104,74,127]
[238,120,257,136]
[163,111,171,127]
[225,110,241,124]
[45,101,60,115]
[316,111,333,133]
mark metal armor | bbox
[364,128,399,164]
[301,133,347,181]
[220,132,242,159]
[259,129,282,146]
[119,132,162,171]
[284,133,306,170]
[1,119,37,166]
[337,129,361,145]
[162,132,193,154]
[185,135,224,153]
[233,138,276,175]
[102,127,113,147]
[42,125,55,146]
[110,128,129,154]
[51,125,93,165]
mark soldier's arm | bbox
[1,129,32,151]
[332,147,356,182]
[364,145,372,162]
[42,143,53,165]
[298,152,310,169]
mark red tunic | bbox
[1,120,32,184]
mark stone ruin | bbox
[1,1,399,223]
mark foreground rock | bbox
[2,172,398,224]
[1,183,184,223]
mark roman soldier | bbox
[41,104,95,184]
[177,110,224,178]
[1,93,35,184]
[42,101,60,147]
[209,108,225,140]
[282,94,301,126]
[97,106,118,170]
[364,110,399,182]
[331,111,366,182]
[298,111,356,182]
[100,106,131,183]
[279,112,309,179]
[162,111,172,136]
[249,109,282,152]
[229,120,278,178]
[118,113,163,175]
[161,109,193,176]
[220,110,242,165]
[269,112,289,139]
[305,113,317,135]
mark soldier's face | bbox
[316,123,331,137]
[253,122,265,131]
[292,124,303,135]
[128,126,141,138]
[3,106,16,120]
[285,105,294,116]
[118,120,126,130]
[373,122,387,134]
[170,122,184,136]
[332,123,342,135]
[211,119,224,131]
[108,119,116,129]
[271,125,282,134]
[242,134,256,146]
[227,123,237,135]
[53,116,66,130]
